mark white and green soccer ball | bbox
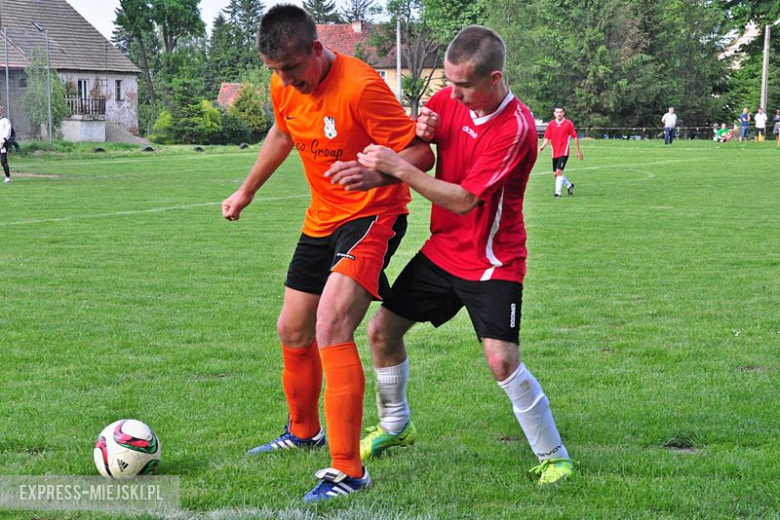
[93,419,161,479]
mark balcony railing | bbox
[65,96,106,116]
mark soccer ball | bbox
[93,419,161,479]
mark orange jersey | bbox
[271,53,416,237]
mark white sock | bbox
[498,363,569,461]
[554,175,564,195]
[563,175,572,188]
[375,359,409,434]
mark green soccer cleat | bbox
[529,458,574,484]
[360,421,417,460]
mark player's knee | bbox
[485,350,518,381]
[314,312,354,347]
[277,317,314,348]
[367,313,392,352]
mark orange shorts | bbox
[285,214,407,300]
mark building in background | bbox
[218,21,444,111]
[0,0,140,142]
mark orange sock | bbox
[320,342,365,478]
[282,340,322,439]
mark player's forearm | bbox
[394,165,479,216]
[399,137,435,172]
[239,125,293,195]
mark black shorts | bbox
[383,253,522,343]
[552,155,569,172]
[285,214,407,299]
[756,128,765,137]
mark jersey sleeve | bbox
[356,80,416,152]
[461,116,535,201]
[543,124,552,139]
[270,75,289,134]
[568,121,577,138]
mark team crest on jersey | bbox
[324,116,337,139]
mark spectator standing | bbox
[0,105,12,184]
[754,108,767,142]
[661,107,677,145]
[739,108,750,141]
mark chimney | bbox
[351,20,363,33]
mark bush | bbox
[230,83,268,141]
[198,101,222,144]
[219,107,252,145]
[150,110,174,144]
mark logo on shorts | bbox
[324,116,337,139]
[510,303,517,328]
[336,252,356,261]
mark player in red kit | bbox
[327,25,573,485]
[539,107,583,197]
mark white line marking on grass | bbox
[531,157,703,176]
[583,168,656,186]
[0,195,309,227]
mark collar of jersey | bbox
[470,91,515,126]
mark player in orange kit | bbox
[221,4,433,502]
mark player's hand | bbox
[577,151,583,160]
[222,189,254,221]
[416,107,439,142]
[325,160,385,191]
[357,145,405,178]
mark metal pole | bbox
[45,29,52,143]
[4,27,10,119]
[760,24,770,111]
[396,17,402,103]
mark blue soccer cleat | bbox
[247,425,325,455]
[303,467,371,502]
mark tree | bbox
[20,51,68,139]
[170,65,207,143]
[487,0,729,128]
[421,0,486,44]
[152,0,206,55]
[371,0,441,118]
[722,0,780,114]
[114,0,158,104]
[209,0,265,93]
[303,0,342,23]
[207,14,241,96]
[223,0,265,50]
[341,0,378,23]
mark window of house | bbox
[19,77,27,88]
[376,70,387,80]
[115,80,123,101]
[77,79,89,99]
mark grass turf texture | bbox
[0,140,778,519]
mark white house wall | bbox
[59,71,139,134]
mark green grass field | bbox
[0,140,778,519]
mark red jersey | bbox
[271,53,416,237]
[420,88,537,283]
[543,118,577,157]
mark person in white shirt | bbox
[753,108,768,142]
[0,105,12,184]
[661,107,677,145]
